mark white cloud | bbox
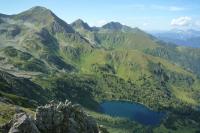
[169,6,185,11]
[142,22,149,26]
[94,20,108,27]
[131,4,145,10]
[150,5,185,12]
[116,4,185,12]
[114,4,146,11]
[150,5,166,10]
[195,21,200,27]
[171,16,192,26]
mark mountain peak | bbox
[102,21,136,33]
[102,21,123,30]
[13,6,75,33]
[14,6,54,22]
[29,6,50,11]
[74,19,85,24]
[71,19,92,31]
[22,6,53,16]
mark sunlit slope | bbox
[0,6,199,109]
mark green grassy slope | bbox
[0,70,48,107]
[0,6,200,133]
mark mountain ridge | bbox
[152,29,200,48]
[102,21,132,31]
[0,6,200,133]
[71,19,93,31]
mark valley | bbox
[0,6,200,133]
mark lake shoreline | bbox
[99,100,166,126]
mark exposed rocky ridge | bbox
[71,19,92,31]
[0,100,107,133]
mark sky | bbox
[0,0,200,31]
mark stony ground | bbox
[0,100,108,133]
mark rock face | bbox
[8,113,40,133]
[0,100,105,133]
[35,100,99,133]
[0,113,40,133]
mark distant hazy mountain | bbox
[0,6,200,132]
[152,29,200,48]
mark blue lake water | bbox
[99,101,165,125]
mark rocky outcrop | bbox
[0,112,40,133]
[0,97,14,104]
[0,100,107,133]
[35,100,99,133]
[9,113,40,133]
